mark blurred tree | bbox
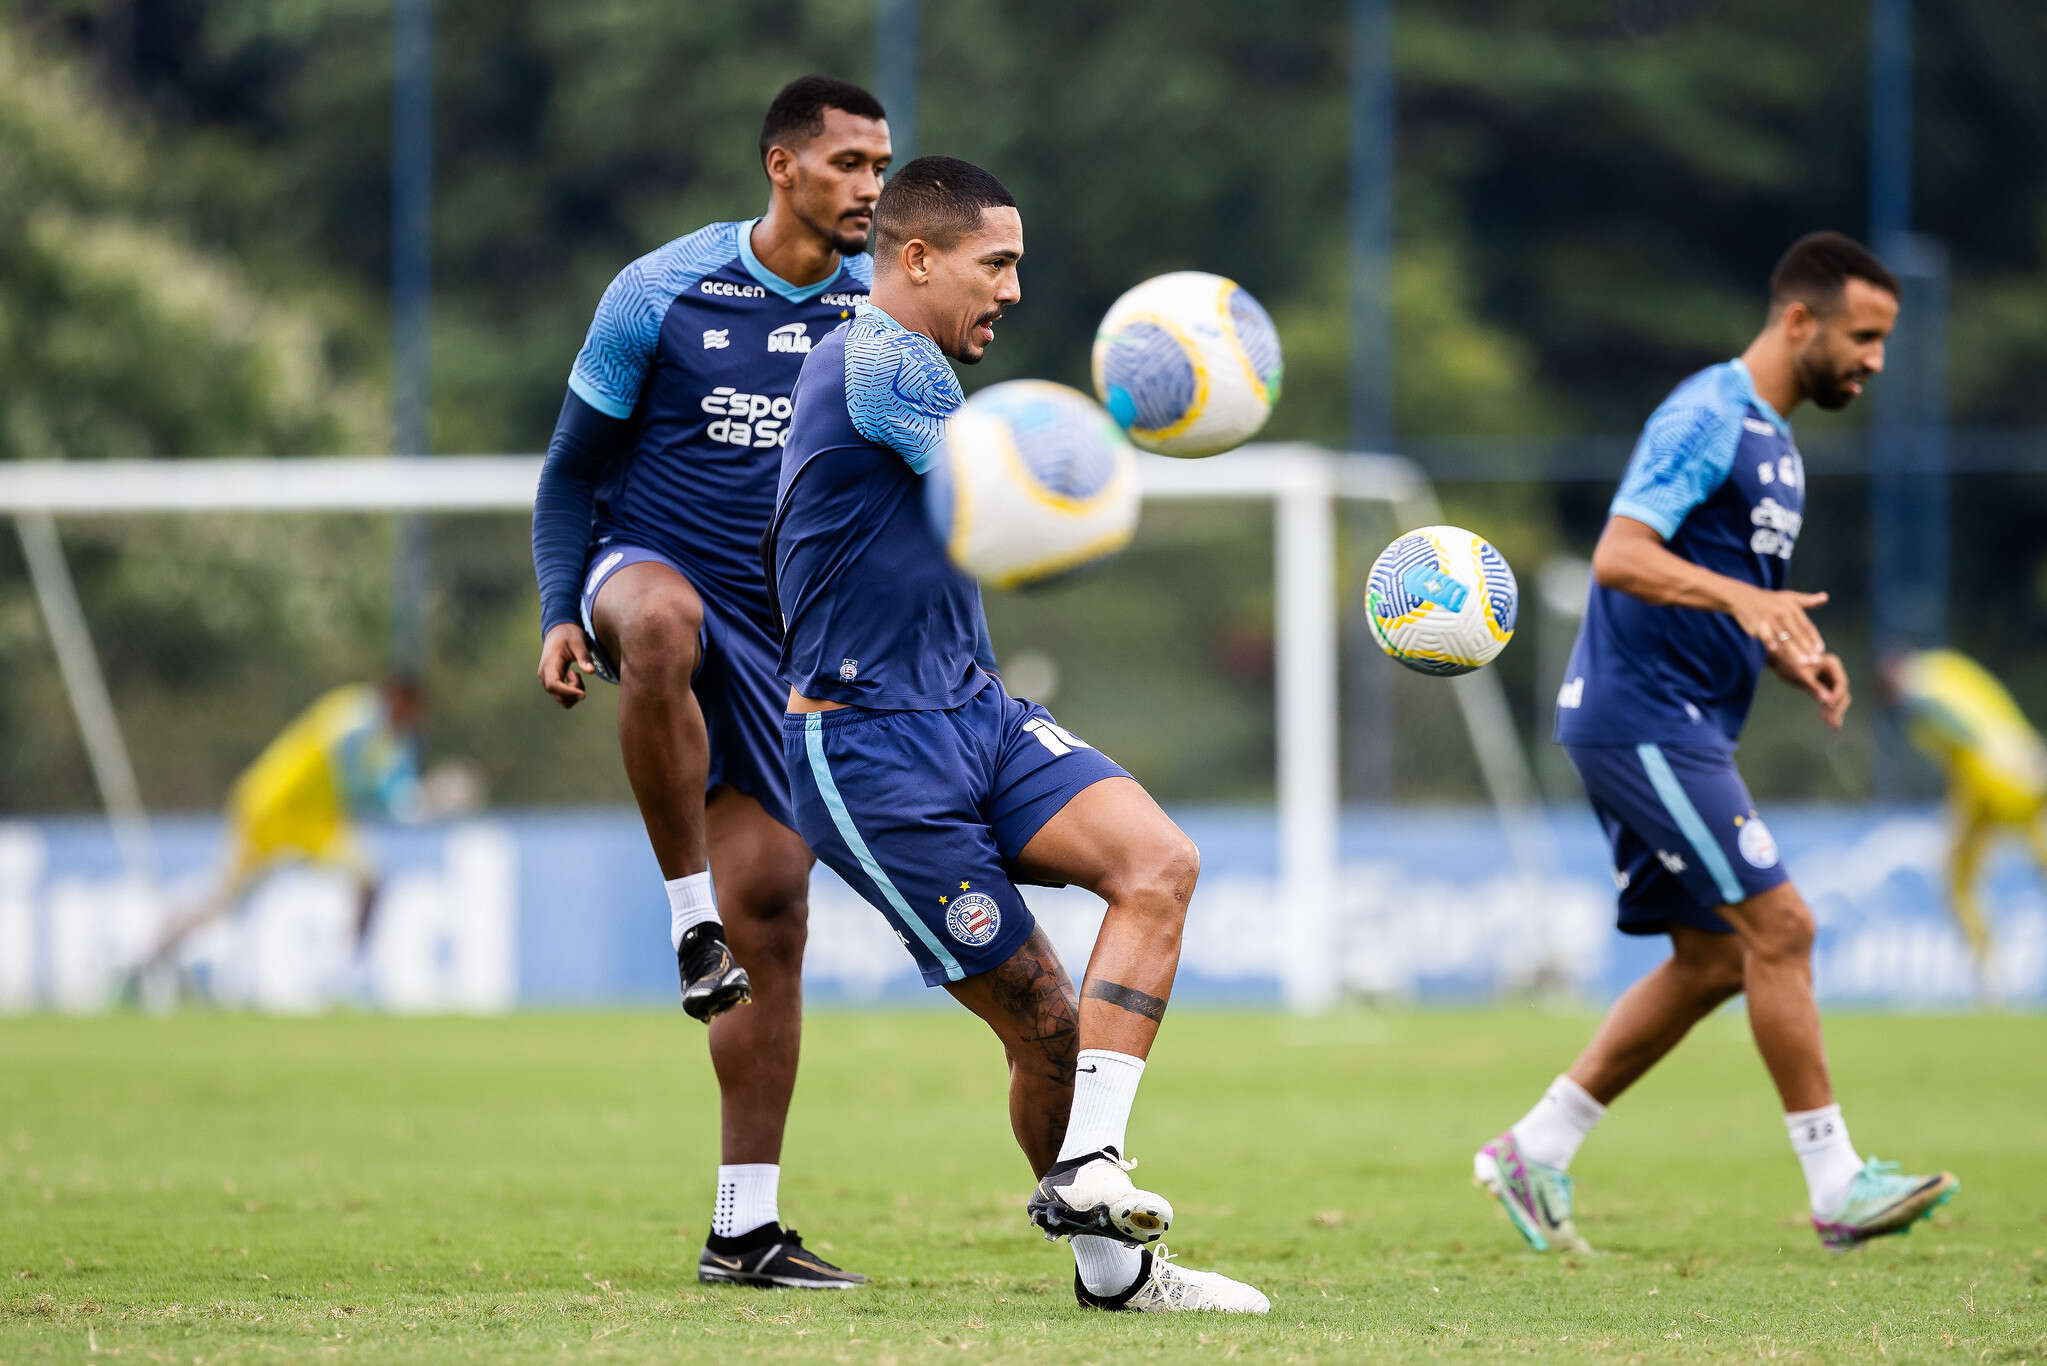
[4,0,2046,811]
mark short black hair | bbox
[1768,231,1900,317]
[872,155,1017,264]
[759,75,885,169]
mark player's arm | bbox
[1597,400,1830,664]
[1592,517,1827,662]
[846,325,963,473]
[1594,517,1848,726]
[533,261,661,707]
[533,392,630,705]
[844,330,999,675]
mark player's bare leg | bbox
[1567,926,1746,1104]
[945,926,1081,1172]
[1946,804,1995,984]
[591,562,749,1021]
[592,562,714,881]
[706,788,809,1163]
[949,927,1264,1313]
[1715,883,1829,1111]
[1475,927,1746,1250]
[1013,777,1198,1061]
[128,857,263,1002]
[694,786,862,1288]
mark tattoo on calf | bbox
[1085,979,1168,1024]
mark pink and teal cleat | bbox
[1812,1159,1959,1252]
[1472,1131,1591,1253]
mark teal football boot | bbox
[1812,1159,1958,1252]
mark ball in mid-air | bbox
[926,380,1140,590]
[1092,271,1283,458]
[1366,526,1518,676]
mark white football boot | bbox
[1027,1146,1173,1245]
[1074,1246,1270,1314]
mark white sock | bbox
[1786,1104,1862,1214]
[712,1163,779,1238]
[1509,1075,1607,1171]
[666,872,719,952]
[1073,1234,1144,1296]
[1056,1049,1146,1162]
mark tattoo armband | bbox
[1084,979,1168,1024]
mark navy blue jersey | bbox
[1555,359,1807,749]
[770,304,991,710]
[561,220,872,627]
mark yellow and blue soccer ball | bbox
[1366,525,1518,676]
[926,380,1140,589]
[1092,271,1283,458]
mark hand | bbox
[538,622,597,708]
[1772,649,1852,729]
[1728,584,1828,666]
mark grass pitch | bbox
[2,1007,2041,1363]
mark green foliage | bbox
[5,1,2047,810]
[1,1009,2036,1361]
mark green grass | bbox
[2,1008,2042,1363]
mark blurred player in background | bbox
[128,674,456,996]
[529,76,884,1288]
[1881,647,2047,988]
[1476,232,1959,1254]
[770,156,1267,1314]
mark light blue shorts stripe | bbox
[803,712,965,981]
[1635,742,1745,904]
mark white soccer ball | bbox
[1092,271,1283,458]
[926,380,1140,589]
[1366,525,1519,676]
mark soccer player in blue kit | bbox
[767,157,1269,1313]
[1474,233,1959,1254]
[530,76,884,1289]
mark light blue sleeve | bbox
[567,224,737,420]
[844,323,964,473]
[567,260,665,420]
[1609,402,1741,539]
[337,724,421,821]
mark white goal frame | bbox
[3,445,1557,1011]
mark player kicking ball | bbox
[531,76,890,1289]
[768,155,1267,1314]
[1476,232,1957,1255]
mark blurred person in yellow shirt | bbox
[1881,648,2047,983]
[130,675,472,995]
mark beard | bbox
[792,185,871,255]
[1797,346,1863,411]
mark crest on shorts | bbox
[1735,812,1779,869]
[943,891,1000,947]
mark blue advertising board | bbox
[1,805,2039,1011]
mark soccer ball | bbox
[926,380,1140,589]
[1366,526,1518,676]
[1092,271,1283,458]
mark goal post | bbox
[2,445,1560,1012]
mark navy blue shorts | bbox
[581,543,796,831]
[785,683,1130,986]
[1563,741,1789,936]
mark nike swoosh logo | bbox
[784,1257,839,1276]
[1078,1065,1098,1074]
[1533,1186,1560,1226]
[704,1254,742,1270]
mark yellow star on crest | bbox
[938,896,949,906]
[959,881,970,891]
